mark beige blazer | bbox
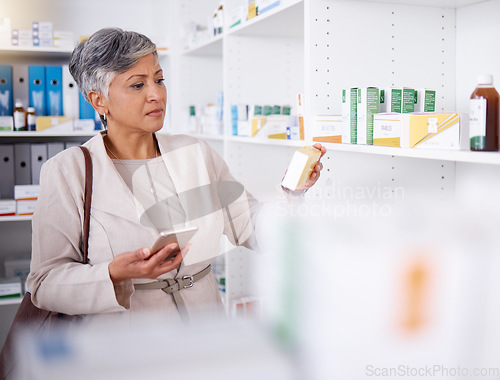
[27,132,259,323]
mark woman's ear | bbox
[87,91,107,118]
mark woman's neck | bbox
[104,130,158,160]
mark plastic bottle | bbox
[27,107,37,131]
[13,101,27,131]
[469,74,499,151]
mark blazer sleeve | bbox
[27,154,128,315]
[204,142,261,251]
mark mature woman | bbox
[26,28,325,324]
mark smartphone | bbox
[150,226,198,258]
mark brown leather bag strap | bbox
[79,146,92,265]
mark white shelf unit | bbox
[172,0,500,315]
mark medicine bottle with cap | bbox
[13,101,27,131]
[469,74,499,151]
[27,107,36,131]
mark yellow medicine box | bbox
[374,113,460,149]
[281,146,321,191]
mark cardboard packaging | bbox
[259,0,280,15]
[373,113,403,147]
[373,112,460,149]
[36,116,73,132]
[281,146,322,191]
[17,199,37,216]
[342,88,358,144]
[383,88,402,113]
[312,115,343,143]
[357,87,379,145]
[267,115,296,139]
[401,88,415,113]
[414,89,436,113]
[0,199,16,216]
[0,277,22,299]
[15,184,40,201]
[297,93,305,140]
[0,116,13,131]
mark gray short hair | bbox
[69,27,158,103]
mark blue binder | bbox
[0,65,13,116]
[45,66,63,116]
[79,92,95,120]
[28,65,46,116]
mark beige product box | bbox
[265,115,295,139]
[357,87,379,145]
[0,199,16,216]
[281,146,322,191]
[401,113,460,149]
[36,116,74,132]
[251,116,267,137]
[17,199,37,216]
[0,116,13,131]
[374,113,460,149]
[342,88,358,144]
[14,184,40,201]
[312,115,343,143]
[373,113,403,147]
[297,93,305,140]
[414,89,436,113]
[73,119,95,132]
[53,30,75,49]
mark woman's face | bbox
[105,53,166,134]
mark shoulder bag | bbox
[0,146,93,379]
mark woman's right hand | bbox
[108,243,187,284]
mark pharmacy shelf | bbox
[0,216,32,223]
[0,131,99,137]
[321,142,500,165]
[190,133,225,141]
[227,0,304,38]
[0,297,23,306]
[0,45,73,57]
[227,135,305,147]
[351,0,487,8]
[183,34,223,56]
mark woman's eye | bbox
[131,83,144,89]
[156,78,165,84]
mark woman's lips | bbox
[147,109,163,117]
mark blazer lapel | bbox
[86,132,148,226]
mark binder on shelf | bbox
[79,92,95,120]
[14,144,31,185]
[28,65,46,116]
[0,65,13,116]
[47,142,64,159]
[30,144,48,185]
[45,65,63,116]
[12,64,29,111]
[0,144,15,199]
[62,64,79,119]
